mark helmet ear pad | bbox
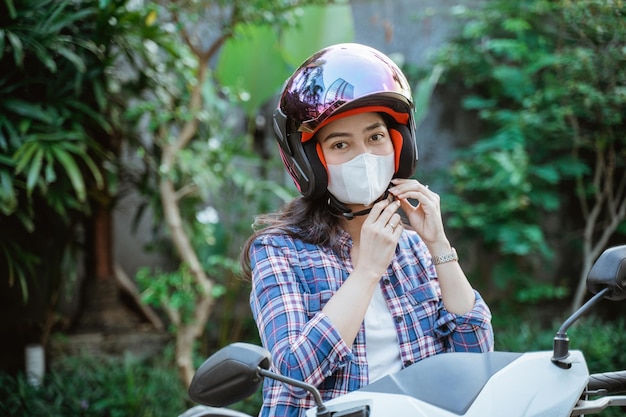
[381,113,417,179]
[274,107,328,200]
[302,138,328,200]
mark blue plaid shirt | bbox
[249,228,494,417]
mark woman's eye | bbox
[332,141,348,150]
[371,133,385,142]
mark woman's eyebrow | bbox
[364,121,386,132]
[321,121,386,143]
[321,131,350,143]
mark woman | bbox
[241,43,494,417]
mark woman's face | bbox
[316,112,394,165]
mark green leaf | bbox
[4,0,16,19]
[26,38,57,72]
[3,99,55,124]
[92,80,107,111]
[66,98,112,132]
[413,64,443,129]
[0,29,5,60]
[533,165,560,184]
[13,142,40,174]
[49,147,86,201]
[211,283,227,299]
[530,190,560,211]
[58,140,104,190]
[502,18,531,34]
[40,2,96,35]
[0,169,17,215]
[56,44,86,73]
[78,148,104,189]
[44,157,56,183]
[6,31,23,66]
[25,148,44,193]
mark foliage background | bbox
[1,0,625,415]
[431,0,626,317]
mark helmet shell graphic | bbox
[273,43,418,200]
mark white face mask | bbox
[327,153,395,206]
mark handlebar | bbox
[587,371,626,395]
[568,371,626,416]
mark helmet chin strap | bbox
[327,188,391,220]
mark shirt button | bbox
[383,278,391,285]
[394,316,403,323]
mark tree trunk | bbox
[76,203,141,332]
[571,146,626,312]
[175,294,214,386]
[156,51,220,387]
[159,171,216,386]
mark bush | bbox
[0,346,263,417]
[432,0,626,311]
[495,314,626,372]
[0,351,189,417]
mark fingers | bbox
[388,179,448,245]
[381,200,402,230]
[361,199,402,254]
[356,200,403,278]
[365,197,401,225]
[389,179,438,208]
[386,212,402,231]
[389,178,430,196]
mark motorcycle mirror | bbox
[586,245,626,301]
[188,342,271,407]
[552,245,626,369]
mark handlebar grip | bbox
[587,371,626,394]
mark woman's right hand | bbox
[354,198,403,280]
[323,197,403,346]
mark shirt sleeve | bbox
[249,234,353,397]
[407,233,494,354]
[433,291,495,353]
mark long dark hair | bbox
[240,195,344,281]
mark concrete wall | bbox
[351,0,484,180]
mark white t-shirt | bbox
[364,284,403,382]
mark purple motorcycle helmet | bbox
[272,43,418,200]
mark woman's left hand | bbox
[388,178,447,247]
[389,179,478,316]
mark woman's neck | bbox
[341,214,367,245]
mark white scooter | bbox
[182,245,626,417]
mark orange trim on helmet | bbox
[389,128,403,172]
[316,142,327,170]
[300,105,410,143]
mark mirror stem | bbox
[258,368,332,417]
[552,287,609,369]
